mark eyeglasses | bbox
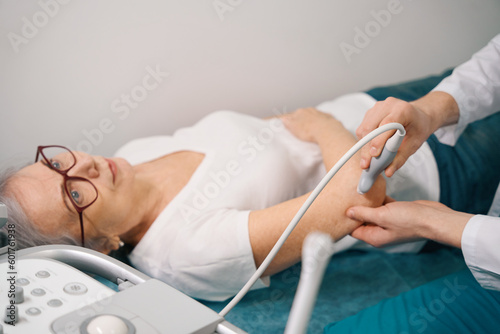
[35,145,98,247]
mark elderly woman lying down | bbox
[0,94,441,301]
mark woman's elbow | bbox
[357,174,386,208]
[339,172,386,226]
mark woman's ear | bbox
[93,235,122,254]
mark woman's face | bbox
[11,150,137,250]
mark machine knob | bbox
[83,314,134,334]
[3,305,18,324]
[10,286,24,304]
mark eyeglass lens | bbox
[40,146,98,208]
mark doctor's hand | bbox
[356,91,459,177]
[347,198,472,249]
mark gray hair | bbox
[0,165,80,250]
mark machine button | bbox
[26,307,41,316]
[3,305,18,324]
[47,299,63,307]
[9,286,24,304]
[16,278,30,286]
[35,270,50,278]
[31,288,46,297]
[64,282,88,295]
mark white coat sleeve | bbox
[432,33,500,146]
[461,215,500,291]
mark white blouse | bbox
[115,93,440,301]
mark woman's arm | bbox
[249,108,386,276]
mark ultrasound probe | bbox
[357,128,406,194]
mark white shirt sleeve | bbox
[432,33,500,146]
[461,215,500,291]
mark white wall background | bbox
[1,0,500,168]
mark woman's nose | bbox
[70,152,99,179]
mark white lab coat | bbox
[433,33,500,291]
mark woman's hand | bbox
[356,92,459,177]
[347,198,472,249]
[281,108,345,143]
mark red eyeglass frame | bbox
[35,145,98,247]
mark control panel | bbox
[0,246,246,334]
[0,258,117,333]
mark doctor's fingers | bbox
[356,98,398,139]
[347,204,388,226]
[358,98,425,175]
[384,136,423,177]
[350,224,399,248]
[357,98,409,169]
[347,196,403,229]
[348,201,425,247]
